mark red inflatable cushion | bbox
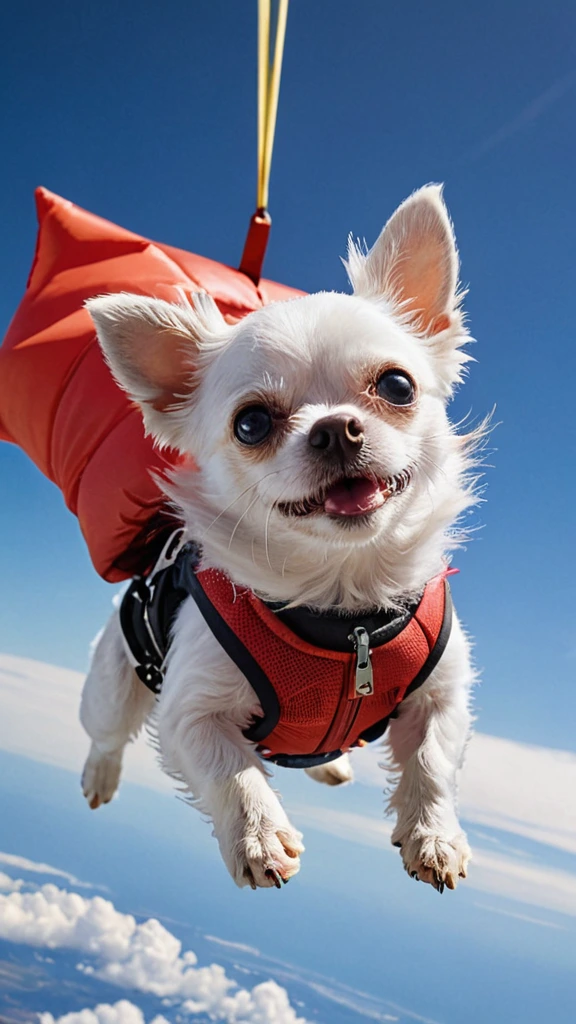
[0,189,303,581]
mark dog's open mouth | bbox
[278,471,412,519]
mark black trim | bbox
[357,580,453,746]
[267,749,343,770]
[357,713,393,746]
[174,558,281,743]
[403,580,453,701]
[268,600,418,653]
[120,545,281,738]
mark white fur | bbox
[81,186,481,890]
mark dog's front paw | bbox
[393,828,471,893]
[241,821,304,890]
[220,816,304,890]
[82,743,122,809]
[215,771,304,889]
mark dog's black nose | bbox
[308,414,365,458]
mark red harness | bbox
[121,544,453,768]
[184,561,453,768]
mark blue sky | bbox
[0,2,575,1021]
[1,0,575,747]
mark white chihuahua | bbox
[80,185,480,893]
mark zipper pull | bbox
[348,626,374,697]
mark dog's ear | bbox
[347,185,470,392]
[86,292,232,448]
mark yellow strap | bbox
[257,0,289,211]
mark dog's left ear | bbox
[347,185,470,392]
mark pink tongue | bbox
[324,477,384,517]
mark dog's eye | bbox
[234,405,273,446]
[376,370,415,406]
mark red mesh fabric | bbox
[350,619,431,746]
[414,573,447,647]
[0,189,304,581]
[198,570,448,758]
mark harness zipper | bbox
[349,627,374,696]
[314,627,375,754]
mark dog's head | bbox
[88,186,478,608]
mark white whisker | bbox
[228,492,261,549]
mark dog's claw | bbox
[437,880,445,894]
[265,868,283,889]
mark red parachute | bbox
[0,188,303,581]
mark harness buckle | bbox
[148,527,186,581]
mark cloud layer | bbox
[0,850,96,889]
[40,1001,169,1024]
[3,649,575,857]
[0,879,305,1023]
[350,732,576,856]
[1,652,575,924]
[0,653,169,793]
[292,802,576,917]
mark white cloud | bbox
[3,650,576,859]
[465,68,576,160]
[2,650,575,859]
[3,651,576,924]
[204,935,262,957]
[469,848,576,918]
[181,980,308,1023]
[0,653,171,794]
[351,732,576,856]
[0,870,22,892]
[39,1000,169,1024]
[40,990,303,1024]
[206,936,442,1024]
[0,851,96,889]
[290,805,393,848]
[292,803,576,918]
[0,879,306,1023]
[474,904,567,931]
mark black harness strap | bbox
[119,542,281,741]
[119,537,199,694]
[174,556,281,743]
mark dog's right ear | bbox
[86,292,232,449]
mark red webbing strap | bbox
[239,208,272,285]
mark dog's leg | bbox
[305,753,354,787]
[386,614,473,892]
[156,601,304,889]
[158,700,305,889]
[159,708,304,889]
[80,609,155,808]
